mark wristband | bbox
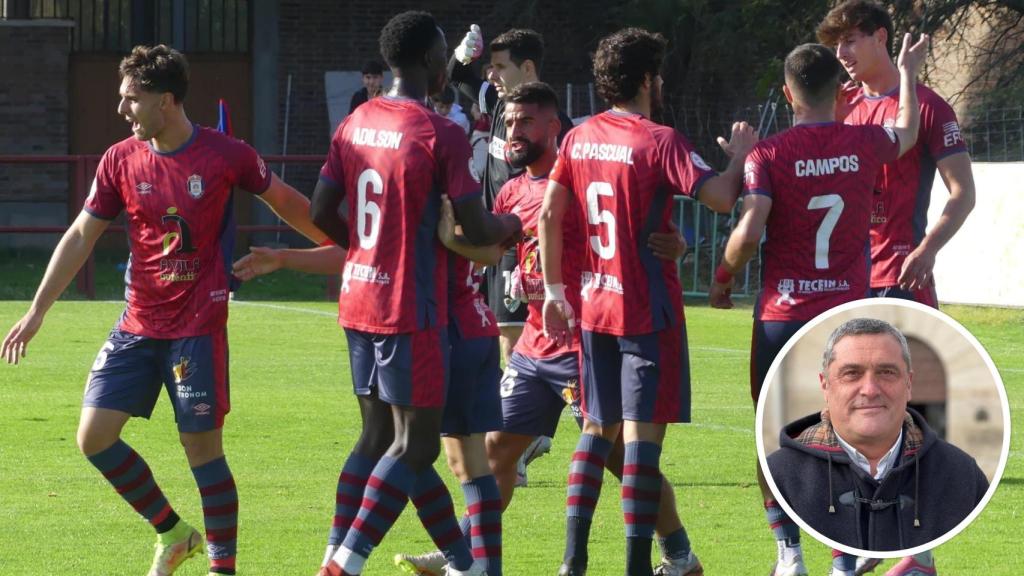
[544,283,566,301]
[319,238,336,247]
[714,264,733,284]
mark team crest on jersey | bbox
[690,151,712,171]
[776,279,797,306]
[172,356,196,384]
[187,174,204,199]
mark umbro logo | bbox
[135,182,153,194]
[193,403,211,416]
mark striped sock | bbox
[409,467,474,571]
[765,499,800,546]
[329,453,375,546]
[831,549,855,574]
[462,475,502,576]
[563,433,612,568]
[341,456,413,561]
[624,441,663,576]
[86,440,179,532]
[192,457,238,575]
[658,527,692,561]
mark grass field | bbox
[0,298,1020,575]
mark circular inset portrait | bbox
[756,298,1010,557]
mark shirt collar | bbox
[834,428,903,480]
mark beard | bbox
[506,138,544,169]
[650,84,664,119]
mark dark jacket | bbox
[767,407,988,551]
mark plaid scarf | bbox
[794,409,924,457]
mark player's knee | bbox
[353,429,393,459]
[396,435,441,471]
[445,450,468,480]
[76,425,116,457]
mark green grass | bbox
[0,300,1020,575]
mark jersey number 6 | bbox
[357,168,383,249]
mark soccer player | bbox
[449,25,575,366]
[1,45,327,576]
[709,38,926,576]
[817,0,976,309]
[539,29,757,576]
[309,11,520,576]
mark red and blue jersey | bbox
[84,125,271,338]
[745,122,900,321]
[495,173,584,358]
[550,110,715,336]
[844,84,968,288]
[320,97,481,334]
[449,254,499,339]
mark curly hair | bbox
[118,45,189,103]
[490,29,545,72]
[816,0,894,57]
[379,10,440,69]
[505,81,559,111]
[784,43,843,106]
[592,28,666,106]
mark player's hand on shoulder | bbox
[897,33,930,79]
[232,246,284,281]
[836,81,863,122]
[709,280,735,309]
[2,311,43,365]
[648,221,687,261]
[717,121,757,159]
[898,244,937,291]
[455,24,484,65]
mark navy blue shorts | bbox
[443,325,502,436]
[750,318,806,404]
[500,351,581,438]
[870,285,938,308]
[345,326,449,408]
[83,327,229,433]
[580,325,691,425]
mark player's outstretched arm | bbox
[538,179,574,346]
[892,33,930,157]
[710,194,771,309]
[448,25,489,105]
[437,195,503,266]
[232,245,347,280]
[700,122,758,213]
[258,174,329,245]
[310,179,350,248]
[899,151,975,291]
[2,210,110,364]
[451,195,522,248]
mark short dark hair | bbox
[505,81,559,111]
[784,43,843,106]
[119,44,189,103]
[361,60,384,75]
[817,0,895,57]
[593,28,666,106]
[434,85,457,105]
[822,317,912,372]
[490,29,545,72]
[379,11,440,69]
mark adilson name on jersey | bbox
[352,127,404,150]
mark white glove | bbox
[455,24,484,65]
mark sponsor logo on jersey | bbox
[776,279,797,306]
[569,142,634,165]
[352,127,403,150]
[187,174,204,199]
[795,155,860,177]
[474,298,493,327]
[871,201,887,224]
[135,182,153,195]
[159,258,201,282]
[210,289,228,303]
[172,356,195,384]
[192,402,211,416]
[942,121,963,147]
[690,151,712,171]
[744,161,758,186]
[340,262,391,293]
[580,271,625,301]
[795,278,851,293]
[892,243,913,256]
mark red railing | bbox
[0,154,333,299]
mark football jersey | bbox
[550,110,715,336]
[320,97,481,334]
[745,122,901,322]
[844,84,968,287]
[494,173,584,358]
[84,125,271,338]
[449,254,499,339]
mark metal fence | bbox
[963,106,1024,162]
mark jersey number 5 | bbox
[586,182,616,260]
[357,168,383,249]
[807,194,845,269]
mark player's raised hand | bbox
[898,244,937,292]
[2,311,44,365]
[455,24,484,65]
[648,221,687,261]
[542,284,575,348]
[836,80,863,122]
[897,33,930,80]
[437,194,458,247]
[717,121,758,159]
[709,279,735,309]
[232,246,284,281]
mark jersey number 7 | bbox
[807,194,845,269]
